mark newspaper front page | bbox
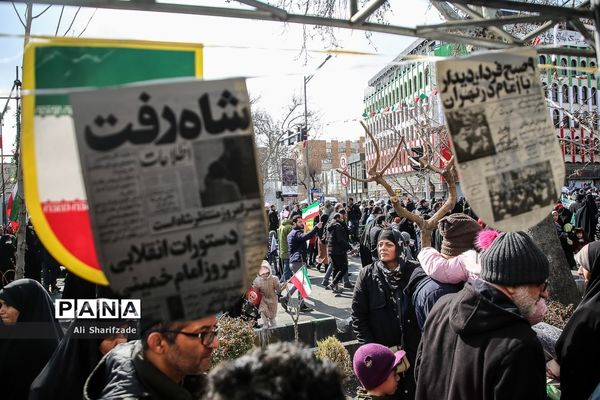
[70,78,266,321]
[436,48,565,231]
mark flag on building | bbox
[287,266,312,298]
[532,36,541,46]
[302,201,320,221]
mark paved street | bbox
[275,256,361,327]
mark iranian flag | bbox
[6,183,18,221]
[301,201,320,221]
[287,266,312,298]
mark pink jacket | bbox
[417,247,480,284]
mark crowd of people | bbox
[0,193,599,399]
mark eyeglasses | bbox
[161,328,219,346]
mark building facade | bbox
[363,28,600,200]
[363,39,458,200]
[292,138,365,201]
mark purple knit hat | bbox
[353,343,406,390]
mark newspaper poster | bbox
[70,78,267,321]
[281,158,298,196]
[436,48,565,231]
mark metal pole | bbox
[303,76,310,205]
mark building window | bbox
[582,86,588,103]
[419,72,423,89]
[571,59,577,77]
[561,58,568,76]
[424,66,429,85]
[573,85,579,103]
[562,84,569,103]
[542,82,548,99]
[552,83,558,102]
[539,55,546,65]
[592,87,597,106]
[581,60,587,79]
[552,110,560,127]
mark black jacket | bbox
[348,203,362,221]
[84,340,205,400]
[352,260,422,400]
[327,220,351,256]
[415,281,546,400]
[268,210,280,231]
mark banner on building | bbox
[281,158,298,196]
[436,48,565,231]
[23,37,203,285]
[70,78,267,321]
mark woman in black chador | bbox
[0,279,63,399]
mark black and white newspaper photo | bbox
[436,48,565,231]
[70,78,267,321]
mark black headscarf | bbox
[29,320,106,400]
[0,279,63,399]
[575,194,598,240]
[555,242,600,400]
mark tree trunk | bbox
[526,215,581,306]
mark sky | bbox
[0,0,443,153]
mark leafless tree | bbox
[339,120,457,247]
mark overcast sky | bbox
[0,1,442,152]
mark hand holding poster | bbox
[436,48,565,231]
[70,78,267,321]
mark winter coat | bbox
[327,220,351,256]
[407,267,463,331]
[555,241,600,400]
[268,210,280,232]
[287,226,319,264]
[417,247,479,284]
[277,220,293,260]
[348,203,362,221]
[84,341,205,400]
[352,260,422,400]
[252,273,281,320]
[414,280,546,400]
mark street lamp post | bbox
[303,54,332,204]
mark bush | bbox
[211,315,256,368]
[315,336,352,381]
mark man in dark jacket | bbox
[268,204,280,232]
[326,212,352,293]
[352,229,421,400]
[414,232,549,400]
[85,314,218,399]
[347,197,362,243]
[283,215,322,312]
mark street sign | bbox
[340,173,349,187]
[340,155,347,170]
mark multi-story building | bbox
[363,39,458,200]
[292,138,365,201]
[539,27,600,186]
[363,28,600,199]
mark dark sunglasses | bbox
[161,328,219,346]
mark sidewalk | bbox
[275,256,361,327]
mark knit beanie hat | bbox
[480,231,549,286]
[353,343,406,390]
[438,213,481,257]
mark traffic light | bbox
[408,147,424,171]
[286,130,295,146]
[301,126,308,141]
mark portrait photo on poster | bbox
[195,136,261,208]
[486,160,557,222]
[447,106,497,163]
